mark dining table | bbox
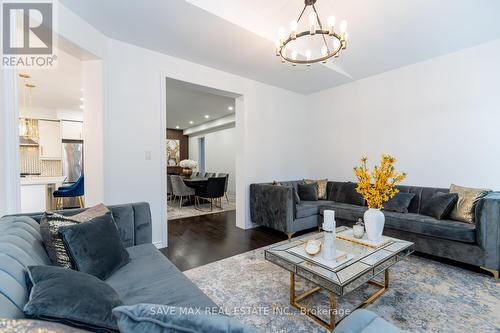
[182,177,208,196]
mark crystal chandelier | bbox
[275,0,348,66]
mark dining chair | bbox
[217,173,229,204]
[194,177,226,211]
[167,175,173,202]
[170,175,195,208]
[205,172,216,178]
[198,172,206,178]
[193,172,200,177]
[53,175,84,209]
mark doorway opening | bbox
[4,35,105,214]
[165,78,239,221]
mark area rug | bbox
[184,239,500,333]
[167,192,236,220]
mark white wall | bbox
[105,38,308,245]
[189,126,236,193]
[307,39,500,190]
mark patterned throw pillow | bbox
[40,204,110,268]
[449,184,490,223]
[304,179,328,200]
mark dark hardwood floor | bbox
[160,211,490,278]
[160,211,287,271]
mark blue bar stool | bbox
[53,175,85,209]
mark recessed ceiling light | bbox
[204,115,210,119]
[175,125,180,129]
[228,106,234,111]
[189,121,194,124]
[79,105,84,110]
[80,97,84,101]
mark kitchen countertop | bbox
[20,176,67,186]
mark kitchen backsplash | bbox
[20,146,62,176]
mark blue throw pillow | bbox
[24,265,122,332]
[59,212,130,280]
[112,304,260,333]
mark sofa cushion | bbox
[24,265,122,332]
[383,192,415,213]
[297,183,318,201]
[297,201,336,219]
[337,182,365,206]
[320,202,366,222]
[113,304,259,333]
[420,192,458,220]
[106,244,217,310]
[449,184,490,223]
[304,179,328,200]
[59,212,130,280]
[383,212,476,243]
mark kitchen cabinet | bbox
[38,120,62,160]
[20,184,47,213]
[61,120,83,140]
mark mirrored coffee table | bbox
[264,226,414,331]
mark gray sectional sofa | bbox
[0,201,404,332]
[250,181,500,277]
[0,202,217,327]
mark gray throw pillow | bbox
[297,183,318,201]
[383,192,415,213]
[113,304,259,333]
[337,182,365,206]
[40,204,110,268]
[59,212,130,280]
[24,265,122,332]
[421,192,459,220]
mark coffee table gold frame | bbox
[289,268,389,331]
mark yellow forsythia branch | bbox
[353,155,407,209]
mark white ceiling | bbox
[18,47,83,111]
[60,0,500,94]
[166,78,235,130]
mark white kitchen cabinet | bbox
[61,120,83,140]
[38,120,62,160]
[20,184,47,213]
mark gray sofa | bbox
[0,202,217,327]
[250,181,500,278]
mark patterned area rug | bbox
[184,239,500,333]
[167,192,236,220]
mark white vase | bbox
[364,208,385,243]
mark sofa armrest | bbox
[250,184,294,234]
[475,192,500,269]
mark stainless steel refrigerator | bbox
[61,140,84,208]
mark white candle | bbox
[323,210,335,230]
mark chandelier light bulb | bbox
[327,16,335,34]
[290,20,298,39]
[278,26,285,42]
[291,50,298,60]
[321,45,328,57]
[305,49,311,60]
[333,38,340,50]
[309,12,316,35]
[340,20,348,34]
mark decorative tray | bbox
[336,229,392,248]
[286,243,355,270]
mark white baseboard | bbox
[153,240,167,249]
